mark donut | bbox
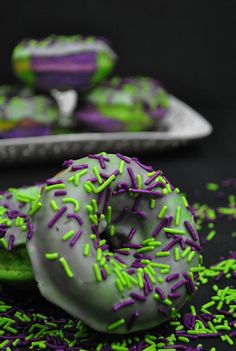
[0,185,40,285]
[0,86,59,138]
[27,153,202,334]
[75,77,170,132]
[12,35,117,91]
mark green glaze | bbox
[0,245,34,284]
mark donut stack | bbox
[0,34,170,138]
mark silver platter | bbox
[0,96,212,164]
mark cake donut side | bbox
[0,185,41,284]
[27,153,202,334]
[0,86,59,138]
[12,35,117,91]
[75,77,170,132]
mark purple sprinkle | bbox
[100,244,109,251]
[114,255,127,265]
[102,188,112,214]
[116,153,131,163]
[132,210,147,219]
[113,207,128,223]
[127,167,138,189]
[114,249,130,256]
[101,268,107,280]
[129,188,163,197]
[127,269,136,274]
[168,292,181,299]
[132,195,142,212]
[171,279,186,292]
[144,273,153,292]
[7,234,14,251]
[162,236,182,251]
[166,215,173,228]
[62,159,73,168]
[97,190,104,207]
[69,230,83,247]
[155,287,166,300]
[27,222,34,240]
[146,181,165,190]
[162,176,175,190]
[185,238,202,252]
[132,157,153,172]
[184,221,198,241]
[48,206,67,228]
[144,170,162,185]
[71,164,88,171]
[166,273,180,282]
[88,154,109,169]
[126,311,140,330]
[130,292,146,302]
[113,299,135,311]
[54,190,67,196]
[66,213,84,226]
[124,243,142,249]
[127,227,136,241]
[183,272,195,294]
[46,179,63,185]
[151,217,167,237]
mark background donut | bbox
[12,35,117,91]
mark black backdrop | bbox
[0,2,236,350]
[1,0,236,109]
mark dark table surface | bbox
[0,106,235,351]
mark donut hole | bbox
[99,229,128,252]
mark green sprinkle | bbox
[44,253,59,260]
[207,182,219,191]
[150,198,156,209]
[109,225,115,236]
[29,202,42,216]
[158,205,168,219]
[83,182,93,193]
[136,175,142,189]
[137,268,144,288]
[207,230,216,241]
[164,227,186,235]
[93,263,102,282]
[107,318,125,331]
[45,183,66,192]
[181,195,188,207]
[91,199,98,213]
[175,206,181,226]
[0,238,8,250]
[156,251,170,257]
[83,243,91,257]
[115,279,124,292]
[178,336,189,343]
[187,251,196,263]
[62,230,75,241]
[59,257,74,278]
[119,160,125,174]
[112,345,128,351]
[50,200,59,212]
[107,206,112,223]
[182,246,191,258]
[96,248,103,261]
[174,247,180,261]
[63,198,80,212]
[136,246,155,253]
[92,166,103,184]
[96,175,115,193]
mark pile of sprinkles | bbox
[0,165,235,349]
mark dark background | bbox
[0,2,236,350]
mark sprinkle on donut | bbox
[27,153,203,334]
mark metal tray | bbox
[0,96,212,164]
